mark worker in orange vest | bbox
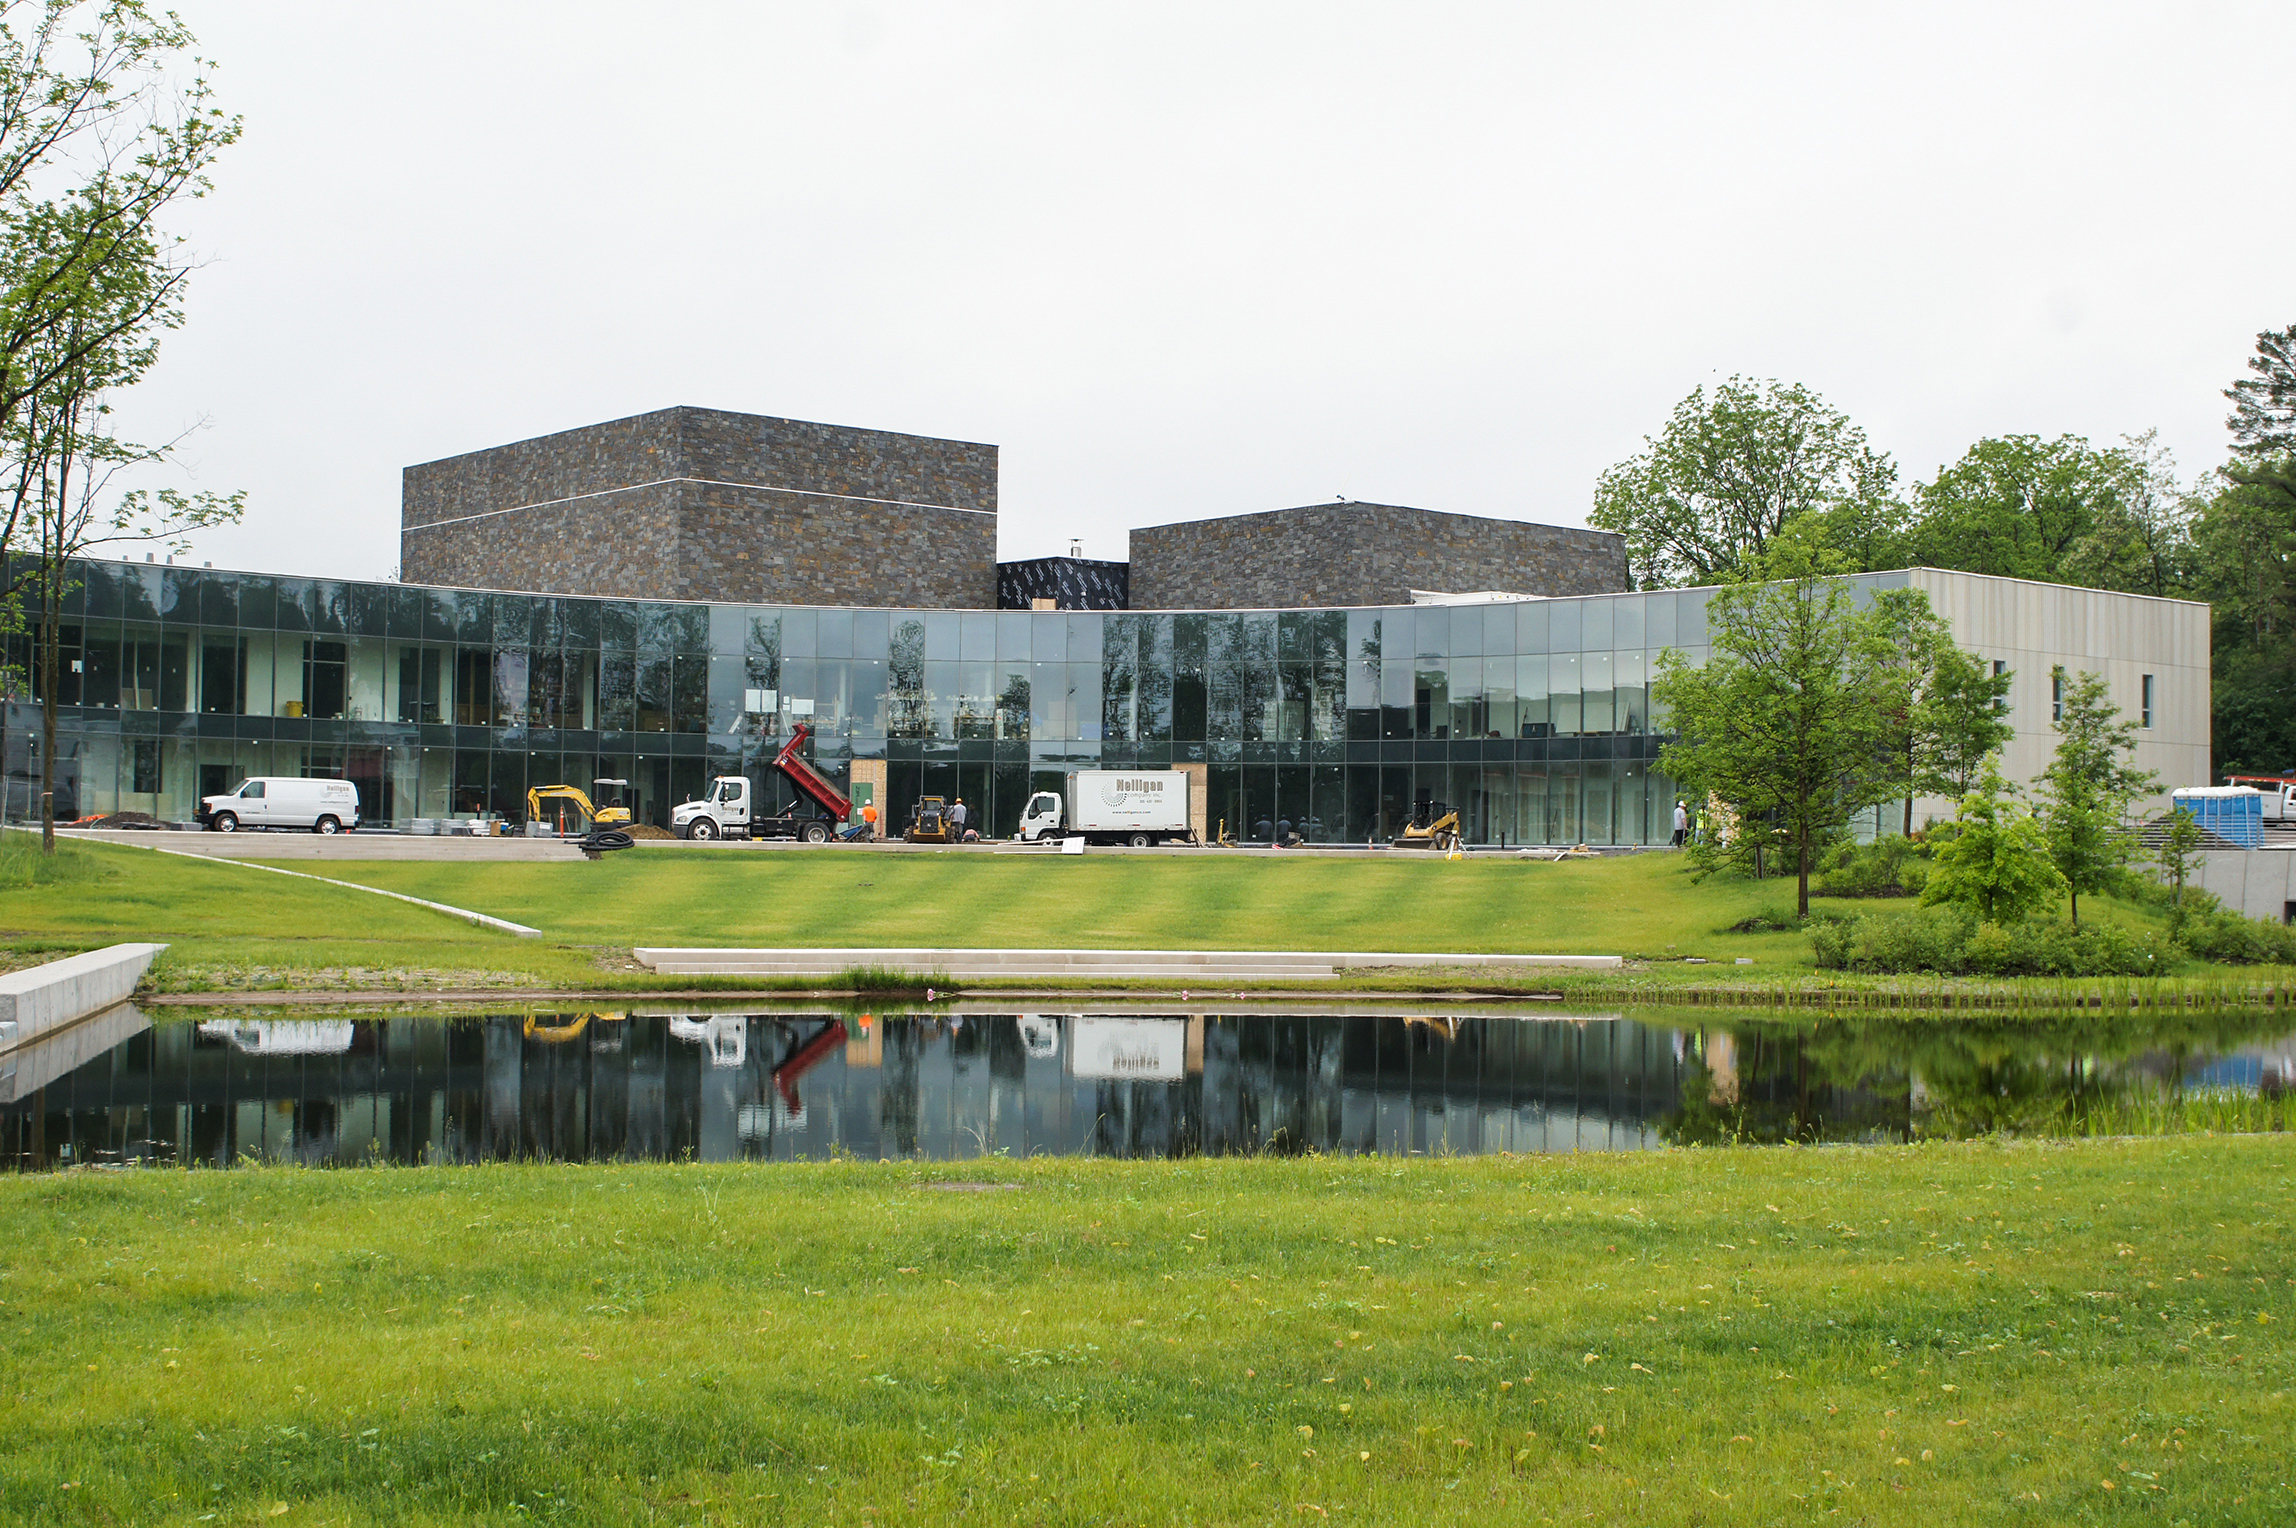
[861,801,879,841]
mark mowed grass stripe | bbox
[2,1139,2289,1524]
[313,850,1816,958]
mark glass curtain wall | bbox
[0,557,1757,841]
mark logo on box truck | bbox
[1099,776,1167,808]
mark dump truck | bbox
[671,722,851,841]
[1015,769,1195,846]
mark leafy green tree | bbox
[1908,434,2154,586]
[2036,666,2160,926]
[1920,760,2064,925]
[0,3,240,845]
[2226,322,2296,458]
[1652,538,1900,917]
[2155,805,2205,915]
[1870,589,2014,836]
[1590,377,1906,588]
[2188,456,2296,773]
[1912,642,2014,801]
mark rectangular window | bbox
[131,738,161,795]
[1991,659,2007,712]
[2141,674,2154,729]
[2051,671,2063,722]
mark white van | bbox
[197,777,363,834]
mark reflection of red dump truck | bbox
[671,722,852,841]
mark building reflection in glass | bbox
[0,1010,1679,1168]
[7,1008,2289,1170]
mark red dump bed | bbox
[774,723,852,820]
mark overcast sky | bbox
[112,1,2296,582]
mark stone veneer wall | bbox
[1127,502,1628,609]
[401,407,998,608]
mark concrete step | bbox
[645,962,1328,980]
[631,946,1619,973]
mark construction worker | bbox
[950,797,968,839]
[861,801,879,841]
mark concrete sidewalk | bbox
[59,829,587,861]
[632,946,1622,979]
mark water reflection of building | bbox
[0,1012,1692,1167]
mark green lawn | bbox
[0,837,605,991]
[4,1139,2289,1525]
[321,845,1835,957]
[0,835,2202,995]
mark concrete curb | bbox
[58,828,586,862]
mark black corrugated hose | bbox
[579,829,636,853]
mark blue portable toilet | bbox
[2171,787,2263,849]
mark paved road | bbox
[57,828,1636,863]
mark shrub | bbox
[1811,908,2174,977]
[2171,897,2296,965]
[1962,918,2172,977]
[1810,906,1969,973]
[1812,835,1929,898]
[1726,908,1799,933]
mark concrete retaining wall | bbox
[0,943,165,1048]
[2193,850,2296,924]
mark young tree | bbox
[2035,666,2160,927]
[2225,321,2296,459]
[1652,538,1900,917]
[1912,643,2014,801]
[1870,588,2014,836]
[13,319,239,846]
[1590,377,1905,588]
[1921,759,2063,925]
[0,5,240,845]
[2154,805,2205,917]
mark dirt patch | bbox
[80,810,168,830]
[921,1182,1024,1193]
[624,824,675,841]
[148,965,558,994]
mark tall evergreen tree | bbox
[2226,322,2296,459]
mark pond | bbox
[3,1005,2291,1169]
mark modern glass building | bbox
[2,557,1728,844]
[3,557,2211,843]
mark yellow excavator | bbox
[527,780,633,833]
[1395,790,1462,852]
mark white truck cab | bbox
[673,775,837,843]
[1017,770,1193,846]
[1018,791,1064,841]
[673,777,751,840]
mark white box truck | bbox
[1016,769,1194,846]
